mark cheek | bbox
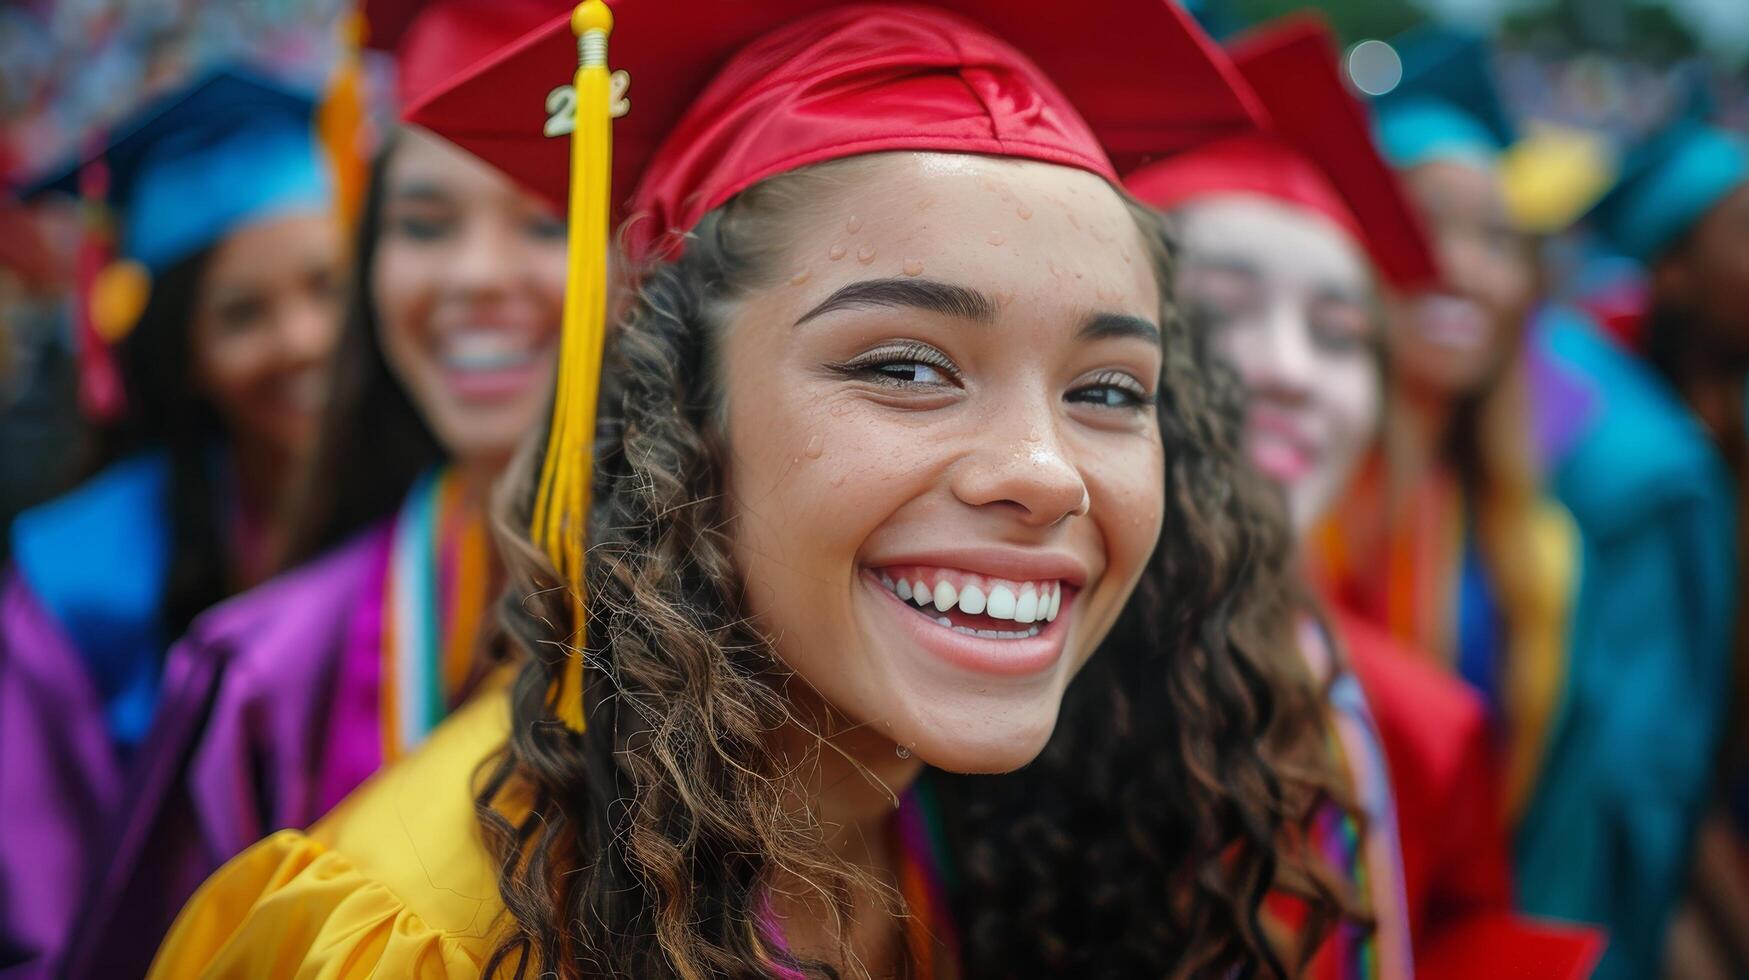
[727,386,918,570]
[1089,438,1165,578]
[192,328,251,396]
[372,248,436,379]
[531,247,569,315]
[1320,361,1380,460]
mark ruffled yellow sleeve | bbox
[149,676,522,979]
[147,830,489,978]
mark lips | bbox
[859,554,1084,678]
[1246,409,1316,483]
[1411,294,1490,352]
[437,327,553,400]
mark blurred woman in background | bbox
[53,5,567,976]
[1588,109,1749,978]
[1318,26,1728,979]
[1130,15,1599,980]
[0,68,341,976]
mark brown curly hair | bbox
[475,157,1347,979]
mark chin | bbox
[903,704,1062,775]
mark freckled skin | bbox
[722,152,1165,774]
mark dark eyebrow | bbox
[794,277,997,327]
[384,180,453,203]
[1080,312,1160,345]
[1185,253,1263,282]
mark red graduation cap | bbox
[364,0,563,109]
[1126,13,1438,290]
[404,0,1263,731]
[407,0,1265,261]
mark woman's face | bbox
[1176,196,1381,534]
[1657,182,1749,359]
[1389,159,1534,397]
[190,210,343,460]
[373,128,567,468]
[721,153,1166,774]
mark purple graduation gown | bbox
[0,573,120,979]
[60,522,392,979]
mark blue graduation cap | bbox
[1588,91,1748,264]
[1372,25,1516,170]
[30,68,331,276]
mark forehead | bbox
[1177,195,1371,289]
[1403,158,1506,217]
[777,152,1160,319]
[387,127,519,197]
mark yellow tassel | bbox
[536,0,615,735]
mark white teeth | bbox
[936,616,952,627]
[877,571,1062,630]
[933,580,958,611]
[986,585,1017,620]
[957,584,986,615]
[442,331,537,371]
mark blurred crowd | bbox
[1,1,1747,978]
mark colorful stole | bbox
[1299,618,1413,980]
[379,468,490,764]
[764,784,961,980]
[1312,458,1578,824]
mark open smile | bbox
[861,563,1080,677]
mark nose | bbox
[446,214,518,299]
[1434,226,1490,301]
[1242,298,1317,406]
[280,291,339,367]
[950,390,1090,527]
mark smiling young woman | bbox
[148,3,1341,977]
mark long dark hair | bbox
[473,159,1345,979]
[98,248,228,637]
[281,136,445,566]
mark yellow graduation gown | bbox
[148,677,517,978]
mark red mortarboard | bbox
[1126,14,1438,290]
[365,0,563,109]
[407,0,1264,262]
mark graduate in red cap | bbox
[1128,17,1600,980]
[149,2,1355,976]
[50,3,571,976]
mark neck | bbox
[452,453,507,513]
[230,439,292,519]
[765,701,925,975]
[1654,309,1749,464]
[448,453,508,594]
[1389,378,1456,481]
[225,439,297,587]
[1680,370,1749,469]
